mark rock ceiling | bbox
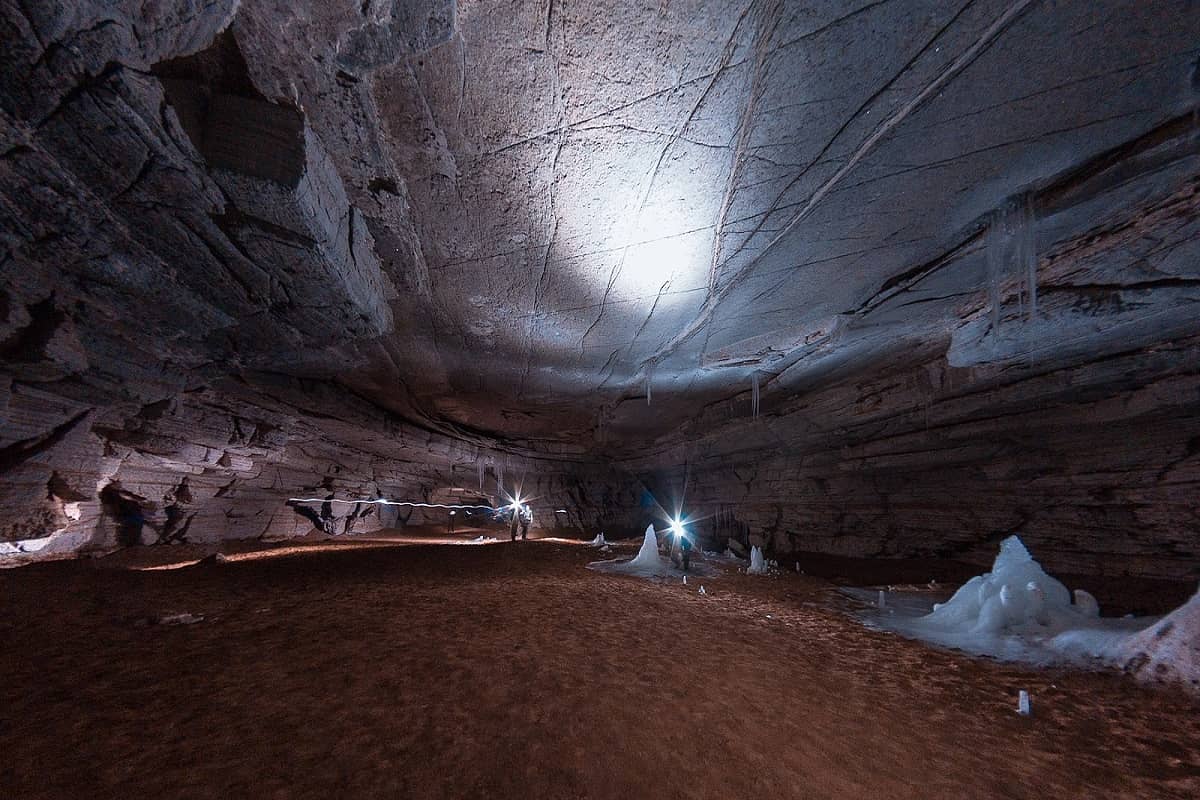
[331,0,1200,452]
[3,0,1199,462]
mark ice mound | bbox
[1114,587,1200,692]
[746,546,768,575]
[587,524,670,578]
[873,535,1200,694]
[1073,589,1100,617]
[918,536,1075,635]
[589,533,608,547]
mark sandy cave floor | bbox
[2,530,1199,799]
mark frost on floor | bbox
[862,535,1200,693]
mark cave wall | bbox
[0,0,622,563]
[616,96,1200,582]
[1,2,1197,574]
[629,333,1200,581]
[0,367,640,561]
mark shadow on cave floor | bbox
[2,541,1197,799]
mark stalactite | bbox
[986,205,1006,336]
[751,372,760,418]
[986,192,1039,337]
[1017,193,1038,319]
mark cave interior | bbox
[1,1,1199,797]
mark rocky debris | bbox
[1117,586,1200,693]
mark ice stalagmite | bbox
[747,545,767,574]
[629,524,661,568]
[587,524,669,578]
[873,535,1200,694]
[917,536,1071,635]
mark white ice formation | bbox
[587,524,670,578]
[747,545,768,575]
[876,535,1200,694]
[0,535,54,555]
[915,536,1071,635]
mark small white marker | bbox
[682,575,687,585]
[878,590,887,609]
[1018,690,1031,716]
[699,586,707,595]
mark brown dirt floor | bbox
[2,531,1198,799]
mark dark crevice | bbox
[0,409,93,475]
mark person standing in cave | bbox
[678,528,693,573]
[518,504,532,540]
[508,504,521,542]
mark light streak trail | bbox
[287,498,500,511]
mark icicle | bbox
[1018,193,1037,319]
[497,461,505,497]
[645,375,651,406]
[1017,690,1032,716]
[987,194,1039,335]
[986,206,1005,337]
[477,459,484,490]
[751,372,760,418]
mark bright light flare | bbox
[669,516,687,539]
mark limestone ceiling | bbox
[306,0,1198,451]
[4,0,1199,460]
